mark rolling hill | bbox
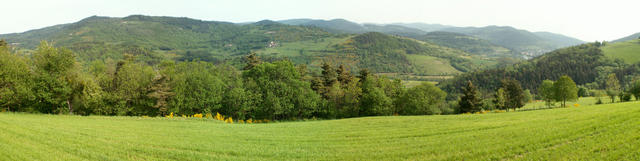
[415,31,513,57]
[278,18,584,57]
[438,26,584,55]
[1,15,503,78]
[602,39,640,64]
[1,100,638,160]
[612,32,640,43]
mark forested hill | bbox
[1,15,332,61]
[278,19,584,56]
[438,26,584,55]
[438,43,607,98]
[415,31,513,57]
[1,15,500,76]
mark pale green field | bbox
[521,97,601,110]
[602,39,640,64]
[1,102,639,160]
[401,80,438,88]
[406,54,462,75]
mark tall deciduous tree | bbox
[539,80,556,107]
[553,75,578,107]
[605,73,621,103]
[459,80,482,113]
[502,79,525,111]
[0,43,34,112]
[493,88,507,110]
[401,83,446,115]
[32,41,79,114]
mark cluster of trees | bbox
[0,41,454,120]
[538,76,578,107]
[458,79,530,113]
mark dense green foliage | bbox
[553,76,578,107]
[0,42,462,119]
[458,81,482,113]
[440,43,605,99]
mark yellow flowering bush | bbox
[205,113,213,119]
[225,117,234,123]
[165,112,174,118]
[215,112,224,121]
[246,118,253,124]
[193,113,203,118]
[574,104,580,107]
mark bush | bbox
[622,93,632,102]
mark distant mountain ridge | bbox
[279,19,584,55]
[612,32,640,42]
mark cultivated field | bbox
[1,102,639,160]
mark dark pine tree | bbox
[459,80,482,113]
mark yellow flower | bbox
[574,104,580,107]
[246,118,253,124]
[239,120,245,124]
[193,113,203,118]
[165,112,174,118]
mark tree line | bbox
[0,41,454,120]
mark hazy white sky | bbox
[1,0,639,41]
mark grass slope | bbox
[1,102,639,160]
[602,39,640,64]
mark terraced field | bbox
[0,102,639,160]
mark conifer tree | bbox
[459,80,482,113]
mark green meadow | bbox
[602,39,640,64]
[1,101,639,160]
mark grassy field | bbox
[602,39,640,64]
[1,102,639,160]
[521,97,601,110]
[406,54,462,75]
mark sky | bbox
[1,0,639,41]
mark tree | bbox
[523,89,533,103]
[321,62,337,87]
[359,76,392,116]
[501,79,525,111]
[31,41,80,114]
[493,88,507,110]
[458,80,482,113]
[577,86,590,97]
[553,75,578,107]
[357,69,370,83]
[336,64,353,85]
[170,61,225,115]
[243,60,322,120]
[0,43,34,112]
[605,73,620,103]
[400,83,446,115]
[629,80,640,101]
[539,80,555,107]
[243,53,261,70]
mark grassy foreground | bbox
[1,102,639,160]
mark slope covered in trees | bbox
[439,43,606,98]
[439,26,584,55]
[2,15,514,77]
